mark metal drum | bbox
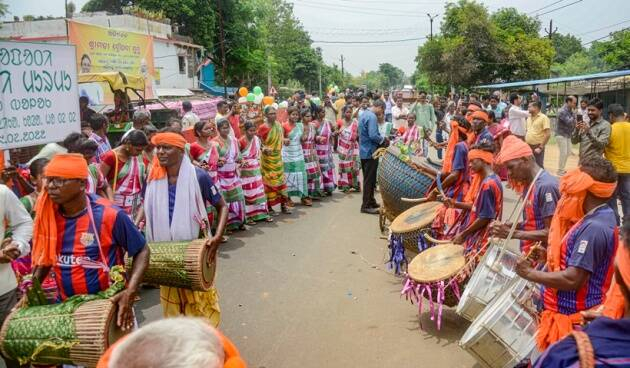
[377,145,437,222]
[460,278,540,368]
[456,241,520,321]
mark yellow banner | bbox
[68,20,155,101]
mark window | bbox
[178,56,185,74]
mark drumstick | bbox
[401,197,428,203]
[423,232,451,245]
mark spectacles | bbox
[46,177,81,188]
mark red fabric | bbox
[228,115,242,139]
[189,142,206,161]
[282,122,294,138]
[100,150,125,182]
[181,127,196,144]
[257,123,271,141]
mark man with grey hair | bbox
[122,109,152,141]
[103,317,246,368]
[182,100,200,129]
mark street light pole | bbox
[427,13,439,40]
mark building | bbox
[0,12,203,96]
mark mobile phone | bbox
[577,114,583,122]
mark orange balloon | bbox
[239,87,249,97]
[262,96,274,106]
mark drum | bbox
[0,298,125,367]
[456,241,520,321]
[377,145,438,222]
[128,239,216,291]
[460,278,540,368]
[390,201,442,253]
[401,243,470,329]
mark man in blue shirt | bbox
[359,99,389,214]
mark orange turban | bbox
[148,133,187,181]
[442,120,472,173]
[495,135,533,165]
[467,104,481,112]
[32,154,89,266]
[603,243,630,319]
[462,149,494,204]
[468,149,493,164]
[470,110,489,123]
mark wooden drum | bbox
[129,239,216,291]
[0,298,125,367]
[390,201,441,253]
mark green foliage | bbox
[416,0,554,88]
[378,63,405,89]
[81,0,127,14]
[592,29,630,69]
[551,51,605,76]
[0,1,8,19]
[551,33,583,63]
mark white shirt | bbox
[508,105,530,137]
[578,107,590,124]
[27,143,67,165]
[181,111,200,129]
[391,105,409,129]
[0,184,32,296]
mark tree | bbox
[66,1,76,18]
[0,1,7,19]
[552,33,583,63]
[378,63,405,90]
[491,7,540,37]
[592,29,630,69]
[81,0,128,14]
[551,51,605,76]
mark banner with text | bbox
[68,20,155,103]
[0,41,80,150]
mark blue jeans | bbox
[436,128,444,159]
[609,173,630,225]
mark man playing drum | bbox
[31,154,150,331]
[491,135,560,254]
[534,219,630,367]
[516,156,618,351]
[143,132,228,327]
[445,143,503,254]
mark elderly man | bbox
[358,99,389,214]
[97,317,246,368]
[508,93,529,140]
[534,219,630,367]
[122,109,152,141]
[144,132,228,326]
[391,95,409,130]
[572,98,611,163]
[517,156,618,351]
[492,135,560,254]
[31,154,149,331]
[0,182,32,368]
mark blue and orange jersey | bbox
[520,171,559,253]
[474,127,494,146]
[542,205,617,315]
[53,194,146,300]
[462,173,503,252]
[445,141,470,201]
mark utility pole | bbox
[266,47,272,95]
[216,0,228,99]
[545,19,557,40]
[340,54,345,86]
[316,47,322,97]
[427,14,439,40]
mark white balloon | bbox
[254,94,263,104]
[279,101,289,109]
[272,103,279,110]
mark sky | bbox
[4,0,630,76]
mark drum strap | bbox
[570,330,595,368]
[78,196,111,274]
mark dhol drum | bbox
[0,298,125,367]
[128,239,216,291]
[401,243,471,329]
[460,278,540,368]
[456,241,519,321]
[377,145,438,226]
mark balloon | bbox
[311,97,321,106]
[272,102,279,110]
[246,93,255,102]
[262,96,274,106]
[238,96,247,104]
[238,87,249,97]
[253,86,263,95]
[279,101,289,109]
[254,94,263,104]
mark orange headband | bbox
[151,132,187,149]
[495,135,533,165]
[44,153,88,179]
[468,149,494,164]
[471,110,489,123]
[467,104,481,112]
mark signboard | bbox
[0,41,80,150]
[68,20,155,103]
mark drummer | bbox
[30,154,150,331]
[533,219,630,367]
[446,143,503,254]
[491,135,560,254]
[142,132,228,327]
[515,156,618,351]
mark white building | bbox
[0,12,203,95]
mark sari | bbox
[336,119,360,191]
[213,136,246,230]
[190,142,221,226]
[303,121,323,197]
[316,119,336,194]
[102,150,146,217]
[239,136,270,222]
[282,122,308,198]
[257,121,287,206]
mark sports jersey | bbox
[462,174,503,252]
[520,170,560,253]
[54,194,146,300]
[475,127,494,146]
[542,205,617,315]
[445,141,469,201]
[168,167,223,224]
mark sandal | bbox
[246,219,256,226]
[301,198,313,206]
[281,205,292,214]
[265,217,274,222]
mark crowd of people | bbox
[0,86,629,366]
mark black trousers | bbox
[361,158,379,210]
[529,144,545,168]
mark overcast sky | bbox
[4,0,630,76]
